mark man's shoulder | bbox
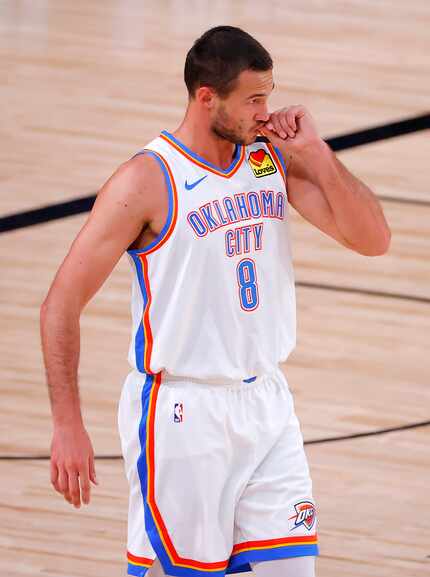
[94,152,167,218]
[114,152,167,193]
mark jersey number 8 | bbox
[236,258,259,311]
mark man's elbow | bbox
[355,226,392,256]
[40,294,56,329]
[40,287,80,326]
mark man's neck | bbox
[172,116,238,171]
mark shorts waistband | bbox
[158,367,281,390]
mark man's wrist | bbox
[296,136,330,159]
[293,138,338,185]
[52,409,84,430]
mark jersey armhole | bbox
[127,149,178,256]
[268,144,287,185]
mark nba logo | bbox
[174,403,183,423]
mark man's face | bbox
[210,69,274,145]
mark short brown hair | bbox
[184,26,273,98]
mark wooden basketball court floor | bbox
[1,1,429,576]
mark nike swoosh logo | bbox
[184,175,208,190]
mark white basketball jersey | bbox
[126,130,296,382]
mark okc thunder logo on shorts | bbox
[289,501,316,531]
[174,403,183,422]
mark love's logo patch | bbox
[248,149,277,178]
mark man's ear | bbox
[195,86,217,109]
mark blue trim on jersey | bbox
[136,373,179,575]
[242,376,257,383]
[226,563,252,574]
[228,544,319,572]
[273,145,287,176]
[128,150,174,255]
[136,373,240,577]
[161,130,242,175]
[129,253,148,373]
[137,374,161,559]
[128,563,151,576]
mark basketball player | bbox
[40,26,391,577]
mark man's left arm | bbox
[260,106,391,256]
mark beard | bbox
[210,105,256,145]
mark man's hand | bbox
[260,105,322,158]
[50,424,98,508]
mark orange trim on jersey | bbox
[130,151,177,374]
[137,151,178,256]
[139,255,154,374]
[266,143,286,184]
[160,132,245,179]
[127,552,154,567]
[232,534,318,555]
[145,373,230,571]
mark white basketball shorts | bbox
[118,366,318,577]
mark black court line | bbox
[304,419,430,445]
[296,282,430,305]
[378,195,430,208]
[327,112,430,151]
[1,419,428,461]
[0,112,429,234]
[0,195,96,233]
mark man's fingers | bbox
[50,428,98,508]
[286,109,297,131]
[58,467,72,503]
[50,460,60,492]
[68,470,81,508]
[260,126,283,146]
[269,114,287,139]
[264,105,308,142]
[57,466,68,493]
[80,462,91,505]
[89,453,98,485]
[278,113,295,138]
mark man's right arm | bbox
[40,153,165,508]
